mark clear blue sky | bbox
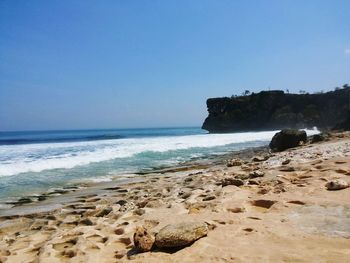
[1,0,349,131]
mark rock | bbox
[221,178,244,187]
[79,218,93,226]
[133,226,155,252]
[95,207,112,217]
[119,201,135,212]
[134,208,146,216]
[252,156,269,162]
[249,170,265,178]
[202,195,216,201]
[325,180,349,190]
[309,133,327,143]
[279,166,295,172]
[227,207,245,213]
[269,129,307,152]
[282,159,291,165]
[248,180,260,185]
[226,158,242,167]
[234,174,250,180]
[251,199,277,209]
[155,222,208,248]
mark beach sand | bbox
[1,132,350,262]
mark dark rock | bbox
[251,199,276,209]
[202,196,216,201]
[80,218,93,226]
[155,222,208,248]
[116,200,128,206]
[269,129,307,152]
[95,207,112,217]
[279,166,295,172]
[282,159,291,165]
[252,156,269,162]
[221,178,244,187]
[309,133,327,143]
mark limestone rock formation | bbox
[155,222,208,248]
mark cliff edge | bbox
[202,86,350,133]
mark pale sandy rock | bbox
[155,222,208,248]
[249,170,265,178]
[133,226,155,252]
[325,179,349,190]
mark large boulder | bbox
[155,222,208,248]
[269,129,307,152]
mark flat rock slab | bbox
[155,222,208,248]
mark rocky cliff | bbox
[202,86,350,133]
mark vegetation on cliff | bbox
[202,85,350,133]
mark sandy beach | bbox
[0,132,349,262]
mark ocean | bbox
[0,127,319,204]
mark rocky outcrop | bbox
[269,129,307,152]
[155,222,208,248]
[202,87,350,133]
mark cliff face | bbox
[202,87,350,133]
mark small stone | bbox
[80,218,93,226]
[325,179,349,190]
[279,166,295,172]
[95,207,112,217]
[116,200,128,206]
[282,159,291,165]
[234,174,250,180]
[227,207,245,213]
[252,156,269,162]
[115,228,125,235]
[133,226,155,252]
[251,199,276,209]
[226,158,242,167]
[202,196,216,201]
[249,170,265,178]
[221,178,244,187]
[134,208,146,216]
[155,222,208,248]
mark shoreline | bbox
[1,132,349,262]
[0,146,269,216]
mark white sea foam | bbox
[0,129,319,177]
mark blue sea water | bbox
[0,127,319,203]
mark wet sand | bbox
[0,132,349,262]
